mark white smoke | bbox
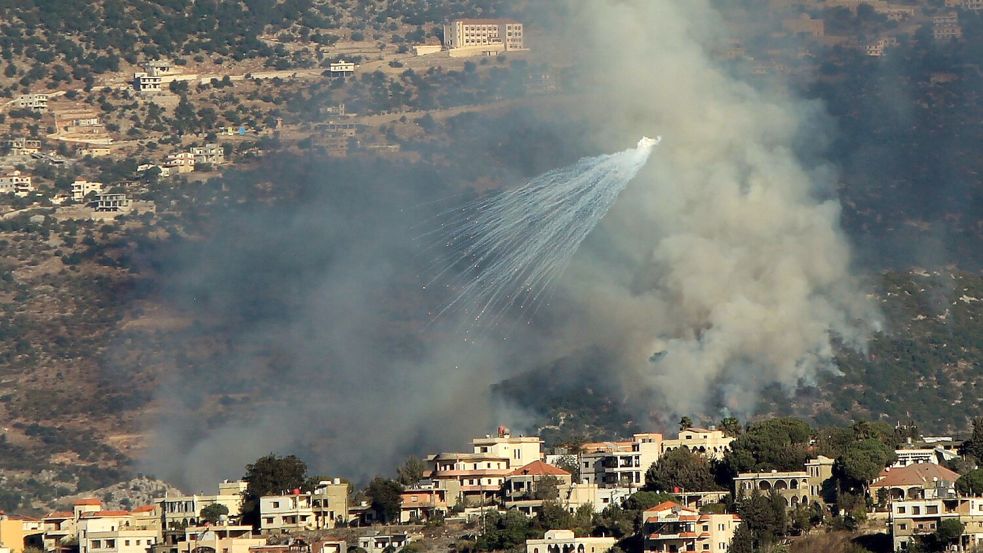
[552,0,881,416]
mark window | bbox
[927,506,938,514]
[125,541,130,547]
[273,501,280,508]
[92,541,102,549]
[913,507,921,515]
[900,524,907,530]
[106,540,115,548]
[898,507,906,514]
[136,541,141,546]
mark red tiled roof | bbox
[45,512,73,519]
[509,460,571,477]
[74,498,102,506]
[872,464,959,488]
[132,505,156,513]
[8,514,40,521]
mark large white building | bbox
[661,428,734,461]
[442,19,525,57]
[580,433,663,489]
[472,427,542,468]
[158,480,247,529]
[71,180,103,202]
[0,171,34,196]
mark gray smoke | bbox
[142,0,882,488]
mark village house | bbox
[356,534,409,553]
[580,433,663,489]
[399,482,448,524]
[661,427,734,461]
[159,480,247,530]
[327,61,356,78]
[258,480,348,534]
[77,146,112,158]
[0,171,34,196]
[893,446,959,467]
[0,513,42,553]
[164,152,196,174]
[525,530,615,553]
[190,144,224,165]
[5,138,41,156]
[888,497,983,551]
[473,426,543,468]
[734,456,833,510]
[442,18,525,57]
[91,193,132,214]
[75,506,160,553]
[52,108,104,135]
[642,501,741,553]
[11,94,49,113]
[503,461,573,516]
[71,180,103,202]
[133,73,163,92]
[871,463,960,503]
[173,524,263,553]
[428,452,511,507]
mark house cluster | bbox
[138,144,226,177]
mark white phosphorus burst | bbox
[427,136,660,330]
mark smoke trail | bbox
[429,137,659,328]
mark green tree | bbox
[834,438,895,491]
[644,447,718,493]
[477,510,535,551]
[396,456,426,486]
[961,418,983,462]
[931,518,965,551]
[241,454,308,527]
[536,501,573,530]
[534,475,561,501]
[199,503,229,524]
[956,468,983,496]
[720,417,742,437]
[554,455,581,481]
[735,489,786,548]
[680,416,693,431]
[366,477,403,523]
[727,523,754,553]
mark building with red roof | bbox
[642,501,742,553]
[871,463,961,502]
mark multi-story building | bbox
[428,452,511,507]
[0,513,42,553]
[76,508,160,553]
[734,470,813,510]
[5,138,41,156]
[580,433,662,489]
[399,483,448,523]
[893,447,958,467]
[871,463,960,503]
[71,180,104,202]
[190,144,224,165]
[503,461,573,515]
[42,511,75,553]
[0,171,34,196]
[11,94,49,113]
[525,530,615,553]
[442,19,525,57]
[642,501,741,553]
[890,498,960,551]
[91,193,131,213]
[163,152,196,174]
[662,428,734,461]
[133,73,163,92]
[473,427,543,468]
[259,481,348,534]
[804,456,835,500]
[159,480,247,530]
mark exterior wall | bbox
[581,434,662,489]
[662,429,733,460]
[259,494,314,534]
[526,530,615,553]
[890,498,958,551]
[72,180,104,201]
[83,530,157,553]
[443,19,524,56]
[734,472,812,509]
[805,457,834,502]
[191,144,224,165]
[472,435,542,468]
[0,517,42,553]
[159,484,245,529]
[642,505,740,553]
[430,454,510,506]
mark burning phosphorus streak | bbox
[427,136,660,331]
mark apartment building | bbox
[890,498,960,551]
[804,456,835,500]
[77,508,160,553]
[0,171,34,196]
[429,452,511,507]
[356,534,409,553]
[473,427,543,468]
[71,180,103,202]
[442,19,525,57]
[399,485,448,524]
[159,480,247,529]
[0,513,42,553]
[642,501,741,553]
[259,480,349,534]
[662,428,734,461]
[42,511,75,553]
[525,530,615,553]
[191,144,224,165]
[580,433,662,489]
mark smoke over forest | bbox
[143,1,888,488]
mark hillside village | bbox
[0,1,980,553]
[2,419,983,553]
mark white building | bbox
[159,480,247,529]
[472,427,543,468]
[0,171,34,196]
[580,433,662,489]
[328,61,356,77]
[133,73,163,92]
[12,94,49,113]
[356,534,409,553]
[525,530,615,553]
[71,180,104,202]
[662,428,734,461]
[443,19,525,57]
[190,144,224,165]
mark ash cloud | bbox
[142,1,883,487]
[550,1,882,418]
